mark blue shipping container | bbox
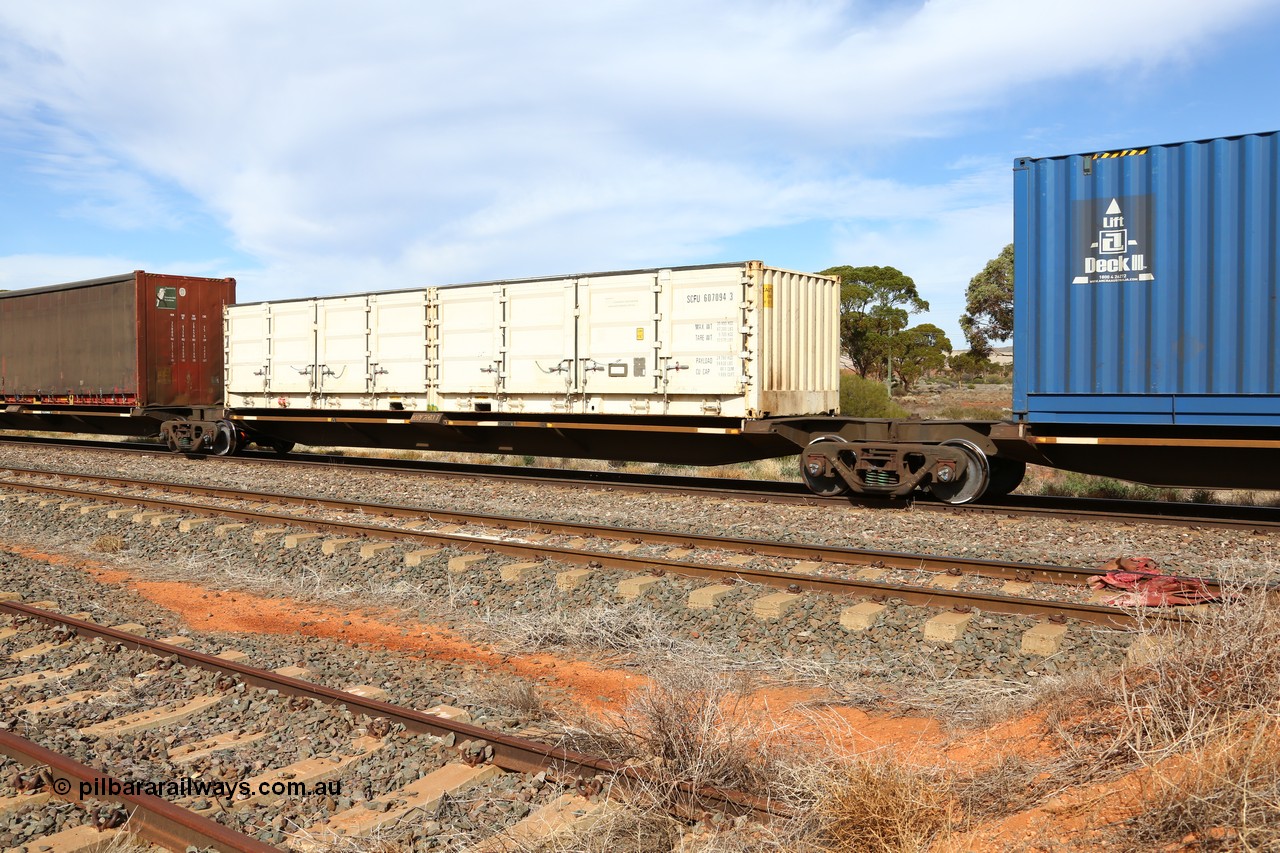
[1012,131,1280,426]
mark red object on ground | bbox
[1085,556,1218,606]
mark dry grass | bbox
[835,675,1042,732]
[799,756,958,853]
[479,599,694,659]
[90,533,126,553]
[98,829,153,853]
[541,667,977,853]
[559,667,783,806]
[1207,488,1280,508]
[467,674,547,721]
[1113,715,1280,849]
[1010,586,1280,847]
[1101,588,1280,760]
[509,807,684,853]
[948,753,1073,824]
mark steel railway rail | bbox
[0,465,1151,588]
[0,598,776,836]
[2,434,1278,534]
[0,729,276,853]
[0,469,1210,629]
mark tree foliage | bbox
[820,265,928,379]
[948,350,992,378]
[959,243,1014,360]
[893,323,951,391]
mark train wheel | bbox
[209,420,241,457]
[269,440,296,455]
[800,435,853,497]
[984,457,1026,499]
[928,439,990,505]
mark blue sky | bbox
[2,0,1278,347]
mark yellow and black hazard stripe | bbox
[1091,148,1149,159]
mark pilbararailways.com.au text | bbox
[73,778,343,800]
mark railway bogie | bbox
[759,417,1028,504]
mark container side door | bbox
[659,267,746,395]
[368,290,430,397]
[503,279,576,397]
[265,301,317,395]
[435,284,503,397]
[224,304,272,404]
[577,272,663,396]
[315,295,370,396]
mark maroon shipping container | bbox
[0,271,236,408]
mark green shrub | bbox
[934,406,1007,421]
[1036,471,1178,501]
[840,374,908,418]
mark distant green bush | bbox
[840,374,909,418]
[1036,472,1181,501]
[934,405,1007,421]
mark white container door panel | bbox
[266,301,317,394]
[224,305,270,399]
[435,285,503,395]
[503,280,576,396]
[578,273,660,394]
[660,271,744,395]
[368,291,429,395]
[315,296,369,395]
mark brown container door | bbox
[136,272,236,407]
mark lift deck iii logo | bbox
[1072,195,1155,285]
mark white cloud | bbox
[0,0,1270,319]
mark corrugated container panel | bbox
[753,263,839,415]
[1013,131,1280,424]
[0,271,233,407]
[0,275,138,402]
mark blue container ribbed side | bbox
[1013,131,1280,425]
